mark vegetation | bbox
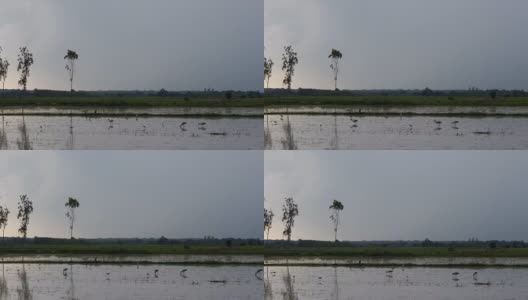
[281,197,299,242]
[264,57,274,89]
[17,47,34,91]
[65,197,80,239]
[281,46,298,91]
[328,49,342,90]
[264,208,274,241]
[64,49,79,92]
[329,200,344,243]
[17,194,33,239]
[0,206,9,241]
[0,47,9,91]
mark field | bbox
[0,244,263,256]
[264,247,528,258]
[0,96,264,108]
[264,95,528,107]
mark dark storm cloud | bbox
[0,151,263,239]
[265,151,528,241]
[265,0,528,90]
[0,0,262,91]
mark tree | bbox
[264,208,274,241]
[0,47,9,91]
[0,205,9,241]
[281,46,298,91]
[328,49,343,91]
[489,90,497,99]
[64,49,79,92]
[65,197,80,239]
[17,47,34,91]
[264,57,274,89]
[17,194,33,239]
[329,200,344,243]
[281,197,299,242]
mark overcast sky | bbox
[0,151,262,239]
[265,151,528,241]
[0,0,262,91]
[265,0,528,90]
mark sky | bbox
[265,151,528,241]
[265,0,528,90]
[0,151,263,239]
[0,0,263,91]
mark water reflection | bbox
[264,115,272,149]
[16,265,31,300]
[0,115,7,150]
[0,264,7,300]
[280,115,297,150]
[281,266,298,300]
[16,116,32,150]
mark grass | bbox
[0,244,264,256]
[264,247,528,258]
[264,95,528,107]
[0,96,264,108]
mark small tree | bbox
[17,47,34,91]
[328,49,343,91]
[281,197,299,242]
[17,194,33,239]
[329,200,344,243]
[0,47,9,91]
[264,208,274,241]
[0,205,9,241]
[281,46,298,91]
[65,197,80,239]
[64,50,79,92]
[264,57,274,89]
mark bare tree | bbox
[0,205,9,241]
[264,57,274,89]
[281,46,298,91]
[65,197,80,239]
[329,199,344,243]
[0,47,9,91]
[17,47,34,91]
[17,194,33,239]
[264,208,274,241]
[281,197,299,242]
[328,49,343,90]
[64,50,79,92]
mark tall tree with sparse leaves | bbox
[0,47,10,91]
[264,57,274,89]
[329,199,344,243]
[64,50,79,92]
[17,194,33,239]
[0,205,9,241]
[264,208,274,241]
[281,46,298,91]
[281,197,299,242]
[65,197,80,239]
[17,47,34,91]
[328,49,343,91]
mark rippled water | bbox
[264,114,528,150]
[0,263,263,299]
[265,266,528,300]
[0,115,262,150]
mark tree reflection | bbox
[16,264,32,300]
[16,116,32,150]
[281,265,298,300]
[0,263,8,300]
[280,115,297,150]
[0,114,7,150]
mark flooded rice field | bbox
[264,265,528,300]
[0,114,263,150]
[0,263,264,299]
[264,114,528,150]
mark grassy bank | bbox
[264,247,528,258]
[0,96,263,108]
[0,244,263,256]
[265,95,528,107]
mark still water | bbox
[265,265,528,300]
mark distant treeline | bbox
[0,236,262,246]
[0,88,262,99]
[265,88,528,98]
[265,239,527,249]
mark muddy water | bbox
[0,115,262,150]
[264,266,528,300]
[0,263,263,299]
[264,114,528,150]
